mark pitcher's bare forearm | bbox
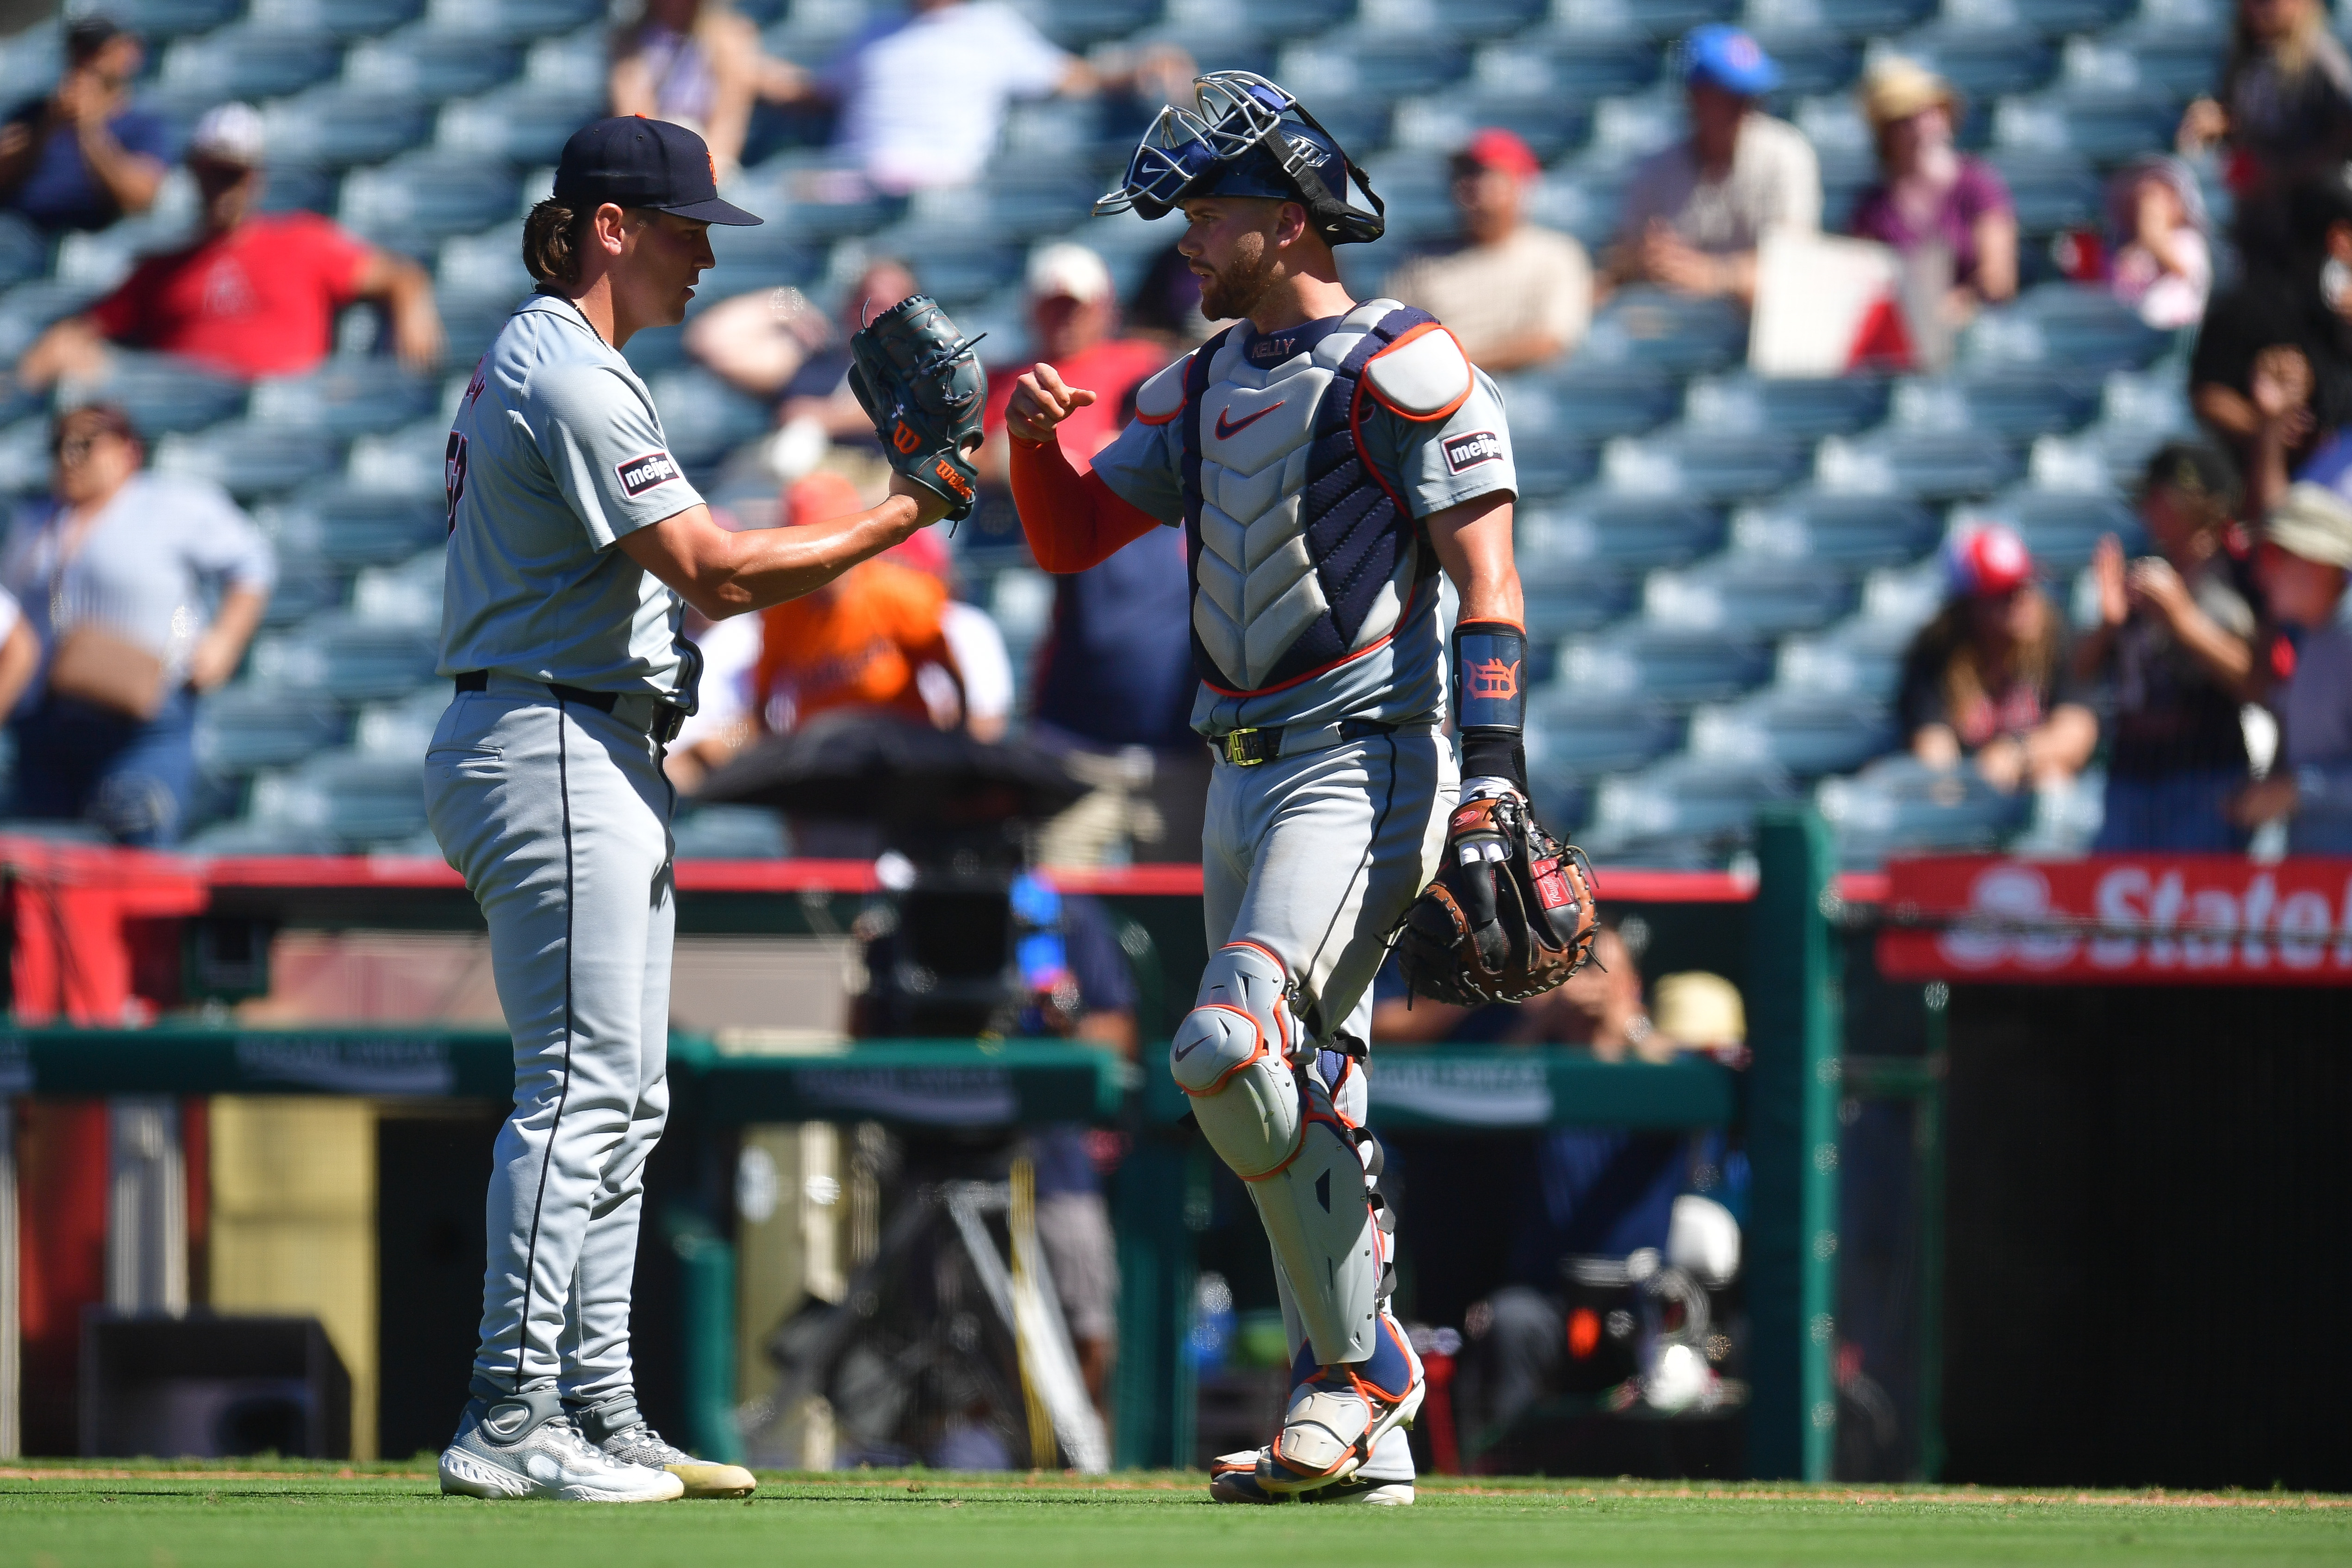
[619,485,944,618]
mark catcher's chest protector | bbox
[1152,300,1443,694]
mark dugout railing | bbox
[0,817,1857,1478]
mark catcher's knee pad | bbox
[1170,942,1303,1181]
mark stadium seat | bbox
[69,351,247,436]
[1994,86,2183,167]
[1816,429,2025,501]
[413,0,608,43]
[647,368,779,471]
[1503,365,1684,445]
[262,86,437,167]
[1497,30,1663,98]
[247,610,439,704]
[1576,754,1798,868]
[1603,429,1816,502]
[1027,0,1163,49]
[1688,687,1895,777]
[1964,283,2173,373]
[195,686,350,775]
[256,164,344,219]
[434,81,606,165]
[0,217,50,294]
[1523,493,1727,572]
[1890,23,2056,101]
[247,748,430,848]
[1732,491,1941,570]
[154,25,345,103]
[1982,148,2102,238]
[671,805,790,860]
[1524,167,1632,250]
[1684,372,1890,440]
[1519,568,1638,654]
[250,358,440,442]
[261,556,349,629]
[1815,752,2030,868]
[1557,622,1774,707]
[349,549,446,629]
[276,484,447,569]
[1543,0,1737,38]
[343,25,527,99]
[1889,369,2102,443]
[100,0,243,41]
[2091,23,2232,100]
[353,682,454,759]
[1745,30,1864,97]
[1526,690,1683,781]
[1773,612,1920,704]
[339,156,525,254]
[1756,0,1936,34]
[0,418,50,495]
[152,421,348,499]
[1582,288,1749,375]
[1643,554,1856,637]
[262,0,430,40]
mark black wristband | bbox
[1460,728,1528,793]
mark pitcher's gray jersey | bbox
[1088,299,1516,737]
[439,292,703,699]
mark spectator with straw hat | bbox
[1849,56,2016,327]
[2231,483,2352,851]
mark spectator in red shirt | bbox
[979,243,1165,481]
[15,102,442,388]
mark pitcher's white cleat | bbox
[438,1392,685,1502]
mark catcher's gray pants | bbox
[424,684,675,1408]
[1193,725,1455,1361]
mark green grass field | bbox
[3,1461,2347,1568]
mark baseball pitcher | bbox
[429,116,976,1501]
[1004,73,1598,1505]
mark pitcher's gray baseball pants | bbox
[424,681,674,1408]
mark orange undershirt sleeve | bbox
[1008,433,1165,574]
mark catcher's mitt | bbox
[847,294,987,524]
[1392,792,1600,1007]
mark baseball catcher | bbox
[1001,70,1593,1506]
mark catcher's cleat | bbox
[1210,1437,1416,1506]
[438,1392,684,1502]
[1259,1314,1424,1494]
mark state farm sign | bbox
[1878,856,2352,984]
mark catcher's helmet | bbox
[1096,70,1385,245]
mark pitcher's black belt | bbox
[454,670,688,744]
[1212,718,1405,767]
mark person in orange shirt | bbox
[752,471,961,734]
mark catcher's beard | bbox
[1197,233,1280,323]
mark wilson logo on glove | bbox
[893,422,922,454]
[932,458,974,500]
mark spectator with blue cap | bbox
[1604,24,1820,310]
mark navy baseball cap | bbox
[553,116,761,225]
[1682,25,1781,97]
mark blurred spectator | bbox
[1384,128,1591,372]
[1437,935,1743,1437]
[881,515,1015,742]
[2105,155,2214,331]
[2232,483,2352,850]
[2189,170,2352,477]
[1898,525,2097,794]
[1849,57,2015,327]
[0,16,167,234]
[1005,873,1134,1419]
[2076,443,2263,851]
[973,243,1196,866]
[1605,25,1820,309]
[666,503,763,794]
[1125,239,1210,348]
[687,256,919,458]
[0,584,36,719]
[979,243,1166,483]
[609,0,803,180]
[770,0,1191,194]
[750,471,963,736]
[16,104,442,387]
[0,404,271,844]
[2177,0,2352,258]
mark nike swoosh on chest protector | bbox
[1214,400,1285,440]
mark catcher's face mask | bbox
[1095,69,1385,244]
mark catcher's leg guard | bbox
[1169,943,1381,1365]
[1261,1310,1423,1494]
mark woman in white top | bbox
[0,402,272,843]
